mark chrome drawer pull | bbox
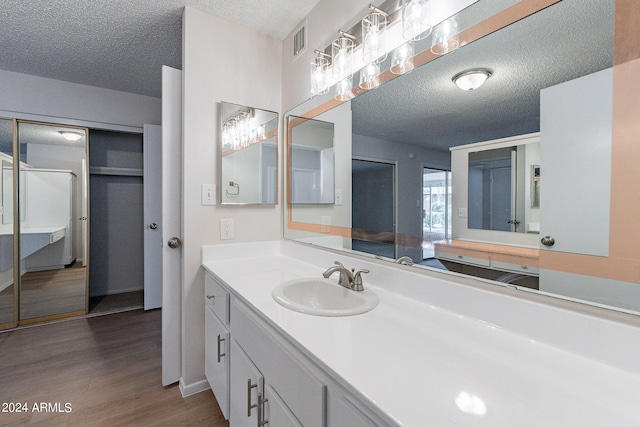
[258,393,269,426]
[247,379,258,417]
[217,334,226,363]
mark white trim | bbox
[449,132,540,152]
[0,109,144,133]
[179,377,211,397]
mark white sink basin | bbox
[272,278,379,316]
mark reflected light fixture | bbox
[452,69,492,91]
[455,392,487,416]
[59,131,83,141]
[390,42,415,75]
[431,16,460,55]
[362,4,388,64]
[402,0,432,41]
[358,62,381,90]
[310,50,331,96]
[334,76,354,101]
[332,30,356,81]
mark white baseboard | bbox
[179,377,210,398]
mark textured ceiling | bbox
[352,0,614,151]
[0,0,321,98]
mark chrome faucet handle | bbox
[333,260,345,268]
[351,269,370,292]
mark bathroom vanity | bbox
[202,240,640,426]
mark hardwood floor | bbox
[0,309,228,427]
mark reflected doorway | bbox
[423,168,451,259]
[352,159,395,258]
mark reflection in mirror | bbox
[0,118,15,328]
[220,102,278,205]
[468,143,540,233]
[283,0,640,315]
[18,122,88,321]
[288,116,335,204]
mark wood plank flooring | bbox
[0,309,228,427]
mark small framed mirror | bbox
[220,102,278,205]
[287,115,335,204]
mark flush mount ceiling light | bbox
[59,131,83,141]
[452,68,492,90]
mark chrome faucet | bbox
[395,256,414,266]
[322,261,369,291]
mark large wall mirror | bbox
[284,0,640,317]
[0,119,89,329]
[220,101,278,205]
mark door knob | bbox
[541,236,555,247]
[149,223,158,230]
[168,237,182,249]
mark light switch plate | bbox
[335,189,343,205]
[220,219,234,240]
[458,207,468,218]
[202,184,216,205]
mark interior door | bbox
[161,66,183,386]
[143,124,162,310]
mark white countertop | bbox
[202,241,640,426]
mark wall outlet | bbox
[220,219,234,240]
[202,184,216,205]
[335,189,343,205]
[458,208,468,218]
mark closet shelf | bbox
[89,166,143,177]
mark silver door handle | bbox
[168,237,182,249]
[149,223,158,230]
[541,236,555,247]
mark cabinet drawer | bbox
[205,306,230,419]
[231,299,326,427]
[205,273,229,324]
[491,260,539,276]
[436,251,491,268]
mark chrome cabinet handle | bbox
[217,334,226,363]
[541,236,555,247]
[258,393,269,426]
[247,379,258,417]
[206,295,215,300]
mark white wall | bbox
[281,0,371,111]
[0,69,160,130]
[181,6,282,391]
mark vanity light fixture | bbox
[431,16,460,55]
[390,42,415,75]
[362,4,388,64]
[221,108,263,150]
[332,30,356,82]
[310,50,331,96]
[402,0,432,41]
[452,68,492,91]
[59,131,83,141]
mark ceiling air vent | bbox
[293,23,306,59]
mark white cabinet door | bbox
[539,68,613,256]
[230,340,263,427]
[264,384,303,427]
[205,306,230,419]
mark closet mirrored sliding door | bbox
[0,117,16,329]
[17,121,89,324]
